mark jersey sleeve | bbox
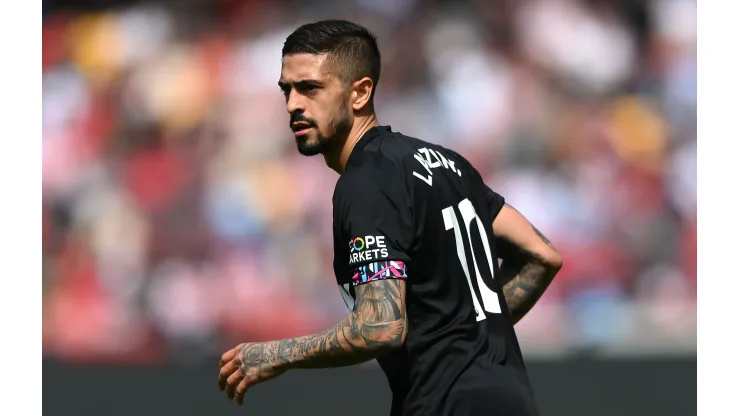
[484,184,506,220]
[335,164,413,286]
[459,154,506,221]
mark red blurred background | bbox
[42,0,696,364]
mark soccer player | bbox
[218,20,563,415]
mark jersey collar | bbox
[346,125,391,168]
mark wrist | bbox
[266,339,297,371]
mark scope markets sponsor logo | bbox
[349,235,389,264]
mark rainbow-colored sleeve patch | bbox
[352,261,407,285]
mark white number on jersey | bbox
[442,198,502,321]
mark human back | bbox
[334,128,537,415]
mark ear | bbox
[350,77,374,111]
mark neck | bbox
[324,114,379,174]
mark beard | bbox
[293,101,352,157]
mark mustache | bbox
[290,112,316,127]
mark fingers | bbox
[235,377,250,406]
[218,360,238,391]
[226,368,243,400]
[218,343,261,407]
[218,344,243,391]
[220,345,240,367]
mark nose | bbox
[286,90,304,114]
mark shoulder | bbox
[334,128,424,204]
[354,129,422,171]
[338,130,416,184]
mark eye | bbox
[299,85,318,95]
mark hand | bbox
[218,342,287,406]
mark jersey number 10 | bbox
[442,198,502,321]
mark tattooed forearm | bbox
[240,279,406,372]
[498,226,561,324]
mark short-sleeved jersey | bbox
[332,126,538,416]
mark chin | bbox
[295,139,324,156]
[295,129,332,156]
[296,145,323,157]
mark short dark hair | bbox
[282,20,381,101]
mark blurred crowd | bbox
[42,0,696,363]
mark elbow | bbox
[395,322,408,349]
[389,319,408,350]
[540,250,563,282]
[547,251,563,272]
[536,239,563,273]
[384,337,405,352]
[523,247,562,278]
[377,318,407,352]
[510,248,563,274]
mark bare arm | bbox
[241,279,407,370]
[219,279,407,404]
[493,204,563,324]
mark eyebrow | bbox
[278,79,323,90]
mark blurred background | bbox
[42,0,696,414]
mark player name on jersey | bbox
[412,147,462,187]
[348,235,390,265]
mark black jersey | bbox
[332,126,538,416]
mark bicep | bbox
[352,279,407,347]
[492,204,562,268]
[354,279,406,321]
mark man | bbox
[218,20,562,415]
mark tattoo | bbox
[241,279,406,371]
[498,224,561,324]
[532,226,555,248]
[239,341,281,383]
[346,279,405,349]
